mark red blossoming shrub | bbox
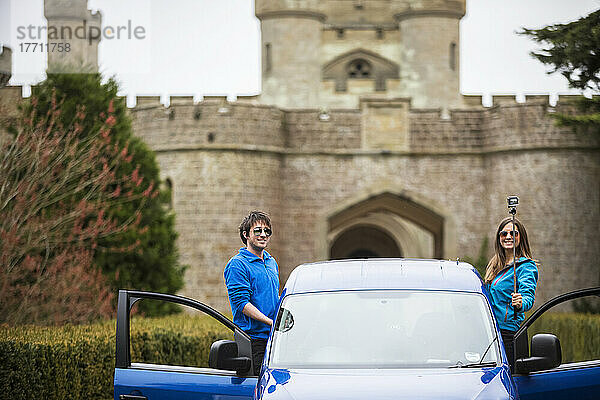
[0,94,154,325]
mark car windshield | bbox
[269,290,498,369]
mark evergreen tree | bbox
[520,10,600,133]
[522,10,600,312]
[28,73,186,315]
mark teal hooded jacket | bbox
[485,257,538,332]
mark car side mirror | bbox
[515,333,561,374]
[208,340,251,374]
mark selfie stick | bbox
[507,196,519,320]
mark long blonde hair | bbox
[484,217,533,284]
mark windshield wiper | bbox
[448,361,497,368]
[448,336,498,369]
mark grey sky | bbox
[1,0,598,106]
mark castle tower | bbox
[44,0,101,73]
[255,0,325,108]
[256,0,466,109]
[394,0,465,108]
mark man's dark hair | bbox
[239,210,272,245]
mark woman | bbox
[485,217,538,370]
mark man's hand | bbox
[511,292,523,310]
[242,303,273,326]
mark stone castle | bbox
[1,0,598,311]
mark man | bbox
[224,210,280,375]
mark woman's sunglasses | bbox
[252,227,272,237]
[499,230,519,238]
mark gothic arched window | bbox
[347,59,372,78]
[323,49,399,92]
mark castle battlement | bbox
[392,0,466,20]
[256,1,466,22]
[462,95,482,108]
[169,96,194,106]
[525,94,550,104]
[125,92,582,110]
[2,84,596,181]
[492,95,520,106]
[88,9,102,22]
[201,96,229,102]
[0,85,583,117]
[44,0,92,20]
[135,96,161,107]
[255,0,323,19]
[117,92,598,157]
[490,94,550,106]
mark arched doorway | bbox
[330,225,402,259]
[326,192,446,260]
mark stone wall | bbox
[259,16,323,108]
[152,150,283,310]
[483,150,599,302]
[398,16,462,108]
[278,153,489,276]
[286,110,362,150]
[410,109,484,152]
[132,98,285,150]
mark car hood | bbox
[258,366,515,400]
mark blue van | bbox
[114,259,600,399]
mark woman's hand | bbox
[511,292,523,310]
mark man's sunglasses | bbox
[499,230,519,238]
[252,227,272,237]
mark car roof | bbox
[283,258,484,295]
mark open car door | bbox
[512,287,600,400]
[114,290,257,400]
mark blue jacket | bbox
[224,248,280,339]
[486,257,538,332]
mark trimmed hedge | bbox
[1,312,599,400]
[129,316,232,367]
[0,315,231,400]
[528,312,600,363]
